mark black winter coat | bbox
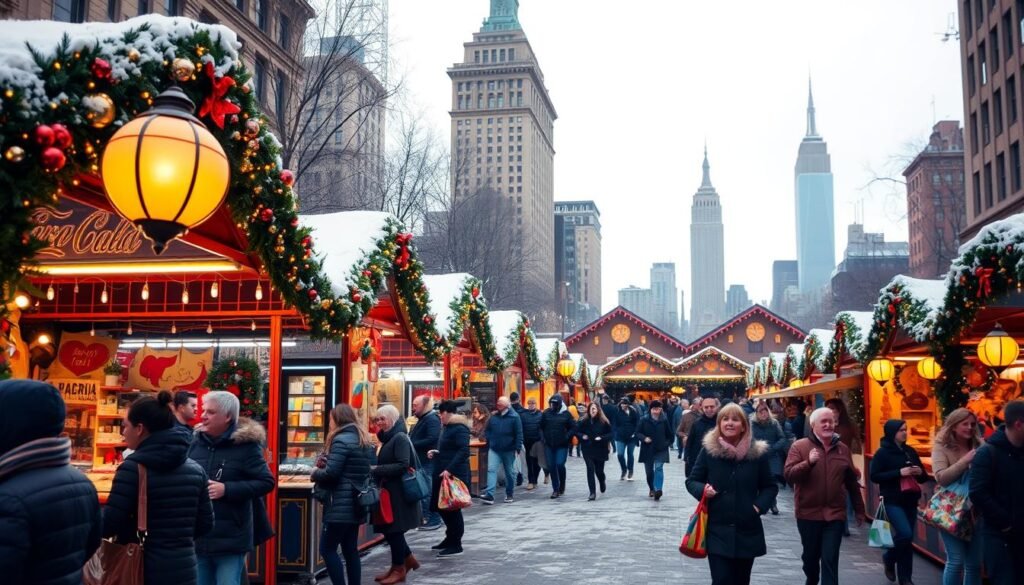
[750,416,790,478]
[601,402,618,431]
[311,424,375,525]
[408,410,441,461]
[574,418,613,461]
[430,415,472,513]
[684,414,719,475]
[539,409,575,448]
[636,413,674,464]
[188,417,275,556]
[372,420,422,533]
[685,428,778,559]
[104,429,214,585]
[612,406,639,442]
[484,408,523,453]
[869,420,930,508]
[969,426,1024,537]
[519,408,543,443]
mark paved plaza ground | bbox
[341,455,942,585]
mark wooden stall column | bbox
[443,353,453,400]
[338,333,351,404]
[265,315,282,585]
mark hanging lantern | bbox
[101,85,230,254]
[866,358,896,383]
[141,281,149,301]
[556,355,577,379]
[789,379,805,389]
[255,282,263,301]
[210,280,219,298]
[916,356,943,380]
[977,323,1020,369]
[13,293,30,309]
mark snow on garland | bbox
[205,357,265,418]
[786,343,806,381]
[859,276,946,362]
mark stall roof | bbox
[300,211,393,299]
[421,273,477,344]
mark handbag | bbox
[83,464,148,585]
[438,475,472,511]
[357,477,381,508]
[900,475,922,495]
[679,493,709,558]
[401,435,430,501]
[868,499,895,549]
[372,486,394,525]
[919,474,973,539]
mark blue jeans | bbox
[543,446,568,493]
[197,553,247,585]
[644,460,664,491]
[320,522,360,585]
[882,502,918,584]
[615,440,635,474]
[940,530,983,585]
[419,459,442,525]
[486,449,517,498]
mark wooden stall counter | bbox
[469,440,489,497]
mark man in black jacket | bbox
[685,396,720,476]
[636,400,674,500]
[410,395,443,530]
[970,399,1024,585]
[520,397,544,489]
[614,398,640,480]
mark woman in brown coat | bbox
[370,405,422,584]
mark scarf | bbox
[717,429,752,460]
[0,436,72,483]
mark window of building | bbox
[499,48,506,61]
[279,13,291,50]
[749,340,763,354]
[594,336,600,346]
[254,57,267,103]
[971,111,979,153]
[973,171,982,215]
[982,100,991,144]
[966,1,973,39]
[1011,75,1019,123]
[474,50,480,63]
[992,28,1001,71]
[1006,10,1016,55]
[256,0,267,30]
[482,50,489,63]
[107,0,119,20]
[508,48,515,60]
[998,152,1008,201]
[53,0,86,21]
[1013,141,1022,192]
[968,55,977,96]
[236,0,245,12]
[996,88,1005,135]
[275,70,286,121]
[165,0,179,15]
[138,0,150,14]
[985,161,995,208]
[978,0,986,28]
[980,42,988,85]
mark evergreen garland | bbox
[205,357,264,418]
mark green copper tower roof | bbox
[481,0,521,32]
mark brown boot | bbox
[379,566,407,584]
[374,566,397,582]
[404,553,420,571]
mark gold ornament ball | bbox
[4,145,25,163]
[127,48,141,62]
[83,93,116,128]
[171,58,196,82]
[321,299,333,309]
[244,119,261,138]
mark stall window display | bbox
[283,374,327,466]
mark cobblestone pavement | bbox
[342,455,943,585]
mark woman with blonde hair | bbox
[311,404,375,585]
[931,408,983,585]
[369,404,422,584]
[685,403,778,585]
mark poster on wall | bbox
[125,346,214,391]
[48,332,120,381]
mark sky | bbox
[388,0,964,314]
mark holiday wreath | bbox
[205,356,264,419]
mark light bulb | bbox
[13,293,29,309]
[100,286,108,304]
[89,325,95,337]
[255,283,263,301]
[171,323,177,335]
[207,322,213,334]
[251,320,257,331]
[182,288,189,305]
[210,281,219,298]
[37,333,51,345]
[46,284,54,301]
[127,323,133,336]
[73,280,79,295]
[141,282,149,301]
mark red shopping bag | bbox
[372,487,394,525]
[679,494,709,558]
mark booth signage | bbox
[53,378,99,404]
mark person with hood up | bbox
[427,400,472,558]
[188,391,275,585]
[0,379,101,585]
[539,394,574,498]
[105,391,215,585]
[685,396,720,476]
[369,404,422,584]
[686,403,778,585]
[574,402,613,500]
[750,401,790,514]
[969,399,1024,585]
[613,397,640,480]
[636,399,674,500]
[869,419,930,585]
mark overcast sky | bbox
[388,0,964,314]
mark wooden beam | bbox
[265,315,282,585]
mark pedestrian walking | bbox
[685,403,778,585]
[481,396,523,505]
[685,396,720,476]
[104,391,214,585]
[408,396,443,529]
[508,392,526,487]
[931,408,983,585]
[750,401,790,514]
[869,419,930,585]
[783,407,866,585]
[677,397,701,462]
[969,399,1024,585]
[613,397,640,480]
[788,400,808,441]
[188,391,275,585]
[636,400,674,500]
[539,395,574,498]
[470,403,489,440]
[369,405,422,585]
[672,398,688,460]
[427,400,472,558]
[0,379,101,585]
[575,402,613,500]
[311,404,375,585]
[173,390,198,430]
[520,397,544,490]
[568,398,582,457]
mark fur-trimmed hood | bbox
[447,414,471,428]
[228,416,267,445]
[701,426,768,460]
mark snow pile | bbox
[422,273,474,342]
[299,211,392,298]
[487,310,525,364]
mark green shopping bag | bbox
[868,499,895,549]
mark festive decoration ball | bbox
[91,58,112,81]
[241,84,251,94]
[280,169,294,186]
[230,131,241,141]
[50,123,72,149]
[260,208,274,222]
[268,225,278,234]
[362,270,372,277]
[471,286,480,299]
[247,139,259,151]
[308,289,318,300]
[321,299,332,309]
[41,147,66,171]
[244,119,261,138]
[274,245,285,254]
[290,217,299,228]
[171,58,195,82]
[127,48,140,62]
[34,125,55,147]
[301,236,312,248]
[83,93,116,128]
[229,115,240,124]
[4,146,25,163]
[352,292,362,302]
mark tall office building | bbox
[448,0,557,309]
[554,201,602,328]
[770,260,799,313]
[618,286,654,320]
[795,80,836,292]
[690,147,726,339]
[725,284,751,317]
[650,263,679,336]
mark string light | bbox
[141,280,149,301]
[181,287,189,305]
[100,284,108,304]
[255,283,263,301]
[210,280,219,298]
[89,324,95,337]
[251,320,256,331]
[171,322,177,335]
[127,322,133,336]
[73,279,79,295]
[13,293,29,309]
[207,322,213,334]
[46,282,54,301]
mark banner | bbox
[48,332,120,381]
[125,346,213,392]
[52,378,99,404]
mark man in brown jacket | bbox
[784,407,866,585]
[676,397,701,460]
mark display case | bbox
[280,366,334,468]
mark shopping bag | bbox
[868,500,895,549]
[679,494,709,558]
[372,487,394,525]
[918,475,973,539]
[438,475,473,511]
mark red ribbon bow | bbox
[394,232,413,270]
[975,266,994,298]
[198,63,241,129]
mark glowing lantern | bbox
[866,358,896,383]
[916,356,943,380]
[977,324,1020,369]
[556,355,577,379]
[789,379,805,389]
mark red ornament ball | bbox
[41,147,66,171]
[280,169,295,186]
[91,58,112,81]
[290,217,299,228]
[302,236,312,248]
[471,286,480,299]
[352,292,362,302]
[50,124,72,149]
[308,289,318,300]
[260,208,274,222]
[423,315,433,325]
[362,270,372,277]
[34,125,55,147]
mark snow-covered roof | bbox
[891,276,947,314]
[487,310,525,363]
[834,311,876,361]
[422,273,475,342]
[300,211,392,298]
[534,338,565,361]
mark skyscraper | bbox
[725,284,751,317]
[448,0,557,309]
[618,286,654,320]
[555,201,602,328]
[794,80,836,292]
[690,147,726,339]
[650,263,679,336]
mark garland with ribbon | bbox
[205,357,264,419]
